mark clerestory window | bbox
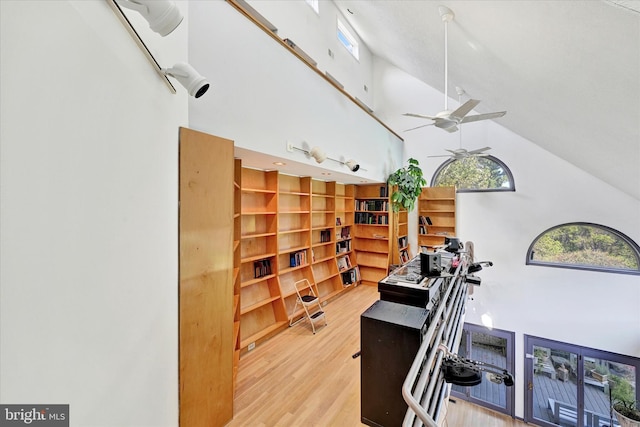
[526,222,640,275]
[431,155,515,192]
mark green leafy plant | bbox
[610,375,640,422]
[387,158,426,212]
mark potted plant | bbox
[387,158,427,213]
[591,364,609,383]
[610,375,640,427]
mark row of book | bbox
[319,229,331,243]
[338,226,351,240]
[337,255,352,271]
[355,200,388,212]
[289,250,308,268]
[419,215,433,226]
[341,266,360,285]
[254,259,272,278]
[419,225,428,235]
[398,236,408,248]
[399,249,411,264]
[355,212,389,225]
[336,240,351,254]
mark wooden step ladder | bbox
[289,279,327,334]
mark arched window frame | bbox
[431,155,516,193]
[526,222,640,276]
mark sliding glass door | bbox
[451,323,515,416]
[524,336,639,427]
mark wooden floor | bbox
[229,284,531,427]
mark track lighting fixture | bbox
[162,63,210,98]
[309,147,327,163]
[117,0,183,36]
[290,144,363,173]
[345,159,360,172]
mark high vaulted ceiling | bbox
[333,0,640,200]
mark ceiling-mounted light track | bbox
[290,145,363,172]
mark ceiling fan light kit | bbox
[403,5,506,134]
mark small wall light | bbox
[162,63,210,98]
[117,0,183,36]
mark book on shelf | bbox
[340,226,351,239]
[354,212,388,225]
[400,249,410,264]
[336,217,342,226]
[336,240,351,254]
[289,250,307,267]
[419,215,432,226]
[341,266,360,285]
[320,229,331,242]
[355,200,388,212]
[419,225,427,235]
[254,259,272,278]
[398,236,408,248]
[379,186,388,197]
[337,255,351,271]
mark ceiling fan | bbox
[403,6,506,133]
[428,146,491,160]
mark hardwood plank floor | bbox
[229,284,532,426]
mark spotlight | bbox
[117,0,183,36]
[162,63,210,98]
[345,159,360,172]
[309,147,327,163]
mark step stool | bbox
[289,279,327,334]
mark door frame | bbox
[450,322,516,417]
[524,335,640,427]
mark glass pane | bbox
[532,345,579,426]
[469,331,507,408]
[584,358,634,427]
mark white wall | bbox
[0,1,187,425]
[187,1,401,183]
[246,0,374,107]
[373,56,640,417]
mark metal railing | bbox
[402,258,470,427]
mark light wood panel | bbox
[228,284,530,427]
[179,127,234,427]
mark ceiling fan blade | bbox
[427,154,453,158]
[460,111,506,124]
[403,112,438,120]
[403,123,435,132]
[467,147,491,155]
[449,99,481,122]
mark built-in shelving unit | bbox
[335,183,359,287]
[354,184,392,286]
[277,174,317,324]
[397,207,410,264]
[418,186,456,251]
[233,158,242,391]
[310,180,343,301]
[239,168,286,350]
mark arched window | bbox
[527,222,640,275]
[431,155,515,192]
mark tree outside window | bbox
[527,223,640,274]
[432,156,515,192]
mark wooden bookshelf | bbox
[354,184,392,286]
[418,186,456,250]
[310,179,342,300]
[233,158,242,392]
[239,168,287,351]
[335,183,359,288]
[396,207,410,264]
[277,174,317,323]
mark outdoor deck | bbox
[532,372,615,426]
[455,346,616,426]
